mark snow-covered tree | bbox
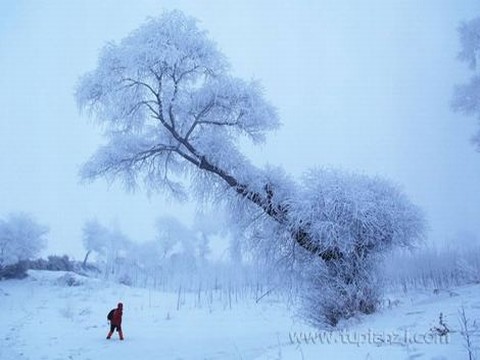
[81,219,132,279]
[155,215,198,278]
[193,211,228,261]
[293,169,424,325]
[452,16,480,150]
[132,240,163,287]
[0,213,48,267]
[155,216,184,257]
[81,218,109,267]
[224,167,424,325]
[76,10,425,325]
[75,9,325,264]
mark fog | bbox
[1,0,479,258]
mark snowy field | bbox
[0,270,479,360]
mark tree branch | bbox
[184,100,215,140]
[122,78,158,98]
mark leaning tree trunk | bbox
[82,250,91,269]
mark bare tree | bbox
[459,306,478,360]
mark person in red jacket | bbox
[106,302,124,340]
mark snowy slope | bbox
[0,270,478,360]
[261,286,480,360]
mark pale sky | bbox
[1,0,479,258]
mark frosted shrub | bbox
[0,261,29,280]
[45,255,74,271]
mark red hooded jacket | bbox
[111,303,123,326]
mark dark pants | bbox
[107,323,124,340]
[110,324,122,333]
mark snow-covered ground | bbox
[0,270,478,360]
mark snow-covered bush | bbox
[0,213,48,274]
[0,261,29,280]
[28,255,74,272]
[45,255,74,271]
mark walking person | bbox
[106,302,124,340]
